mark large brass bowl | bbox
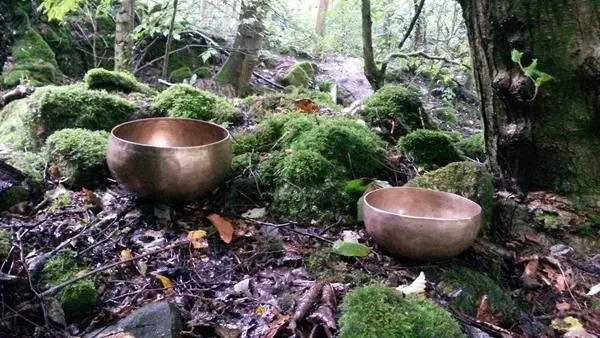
[362,187,482,260]
[107,117,232,202]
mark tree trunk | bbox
[315,0,329,37]
[411,0,425,50]
[0,5,11,72]
[215,0,269,96]
[361,0,384,90]
[115,0,135,72]
[161,0,179,79]
[458,0,600,197]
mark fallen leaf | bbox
[207,214,234,243]
[588,283,600,296]
[476,295,488,320]
[81,188,102,209]
[552,316,596,338]
[136,261,147,276]
[120,249,132,261]
[255,305,265,316]
[397,272,426,295]
[332,240,369,257]
[155,274,173,295]
[48,164,60,180]
[556,302,570,312]
[187,230,208,249]
[242,208,267,219]
[292,99,319,113]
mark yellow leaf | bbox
[207,214,234,244]
[255,305,265,316]
[155,274,173,295]
[187,230,208,249]
[121,249,132,261]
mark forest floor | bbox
[0,52,599,338]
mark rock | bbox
[85,302,183,338]
[280,62,317,88]
[407,161,494,228]
[84,68,152,94]
[0,161,34,211]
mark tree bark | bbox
[315,0,329,37]
[411,0,426,50]
[161,0,179,79]
[458,0,600,197]
[361,0,384,90]
[215,0,269,96]
[115,0,135,72]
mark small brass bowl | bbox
[362,187,482,260]
[107,117,232,202]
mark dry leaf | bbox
[397,272,427,295]
[476,295,488,320]
[587,283,600,296]
[120,249,132,261]
[207,214,234,243]
[81,188,102,208]
[187,230,208,249]
[48,164,60,180]
[292,99,319,113]
[155,274,173,295]
[556,302,570,312]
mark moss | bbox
[0,229,10,260]
[44,129,109,188]
[427,265,515,323]
[33,85,135,144]
[0,99,35,150]
[318,80,332,93]
[535,212,560,231]
[169,67,193,83]
[50,192,71,211]
[280,62,316,88]
[361,85,434,136]
[0,186,30,210]
[407,161,494,228]
[457,133,485,160]
[243,87,337,121]
[305,248,346,281]
[3,26,58,87]
[84,68,150,94]
[231,153,258,177]
[339,284,463,338]
[290,118,386,178]
[41,250,97,321]
[7,151,45,190]
[432,106,459,125]
[194,66,211,78]
[233,132,260,155]
[154,85,239,124]
[277,150,344,186]
[399,129,463,168]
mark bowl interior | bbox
[112,118,229,148]
[364,187,481,220]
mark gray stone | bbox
[86,302,183,338]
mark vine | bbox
[511,49,553,101]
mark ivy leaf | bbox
[523,59,539,78]
[511,49,523,64]
[534,72,554,87]
[332,240,369,257]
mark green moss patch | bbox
[153,84,242,124]
[457,133,485,161]
[0,229,10,260]
[407,161,494,228]
[3,26,58,87]
[195,67,211,78]
[41,250,98,321]
[339,284,463,338]
[432,106,459,125]
[84,68,151,94]
[170,67,193,83]
[280,62,317,88]
[427,265,515,323]
[7,151,45,190]
[399,129,463,168]
[361,85,434,136]
[45,129,109,188]
[243,87,337,121]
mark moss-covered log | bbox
[459,1,600,198]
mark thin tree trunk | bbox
[115,0,135,72]
[214,0,269,96]
[411,0,425,50]
[361,0,383,90]
[161,0,179,79]
[315,0,329,37]
[458,0,600,196]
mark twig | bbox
[382,50,470,70]
[40,240,188,296]
[397,0,426,50]
[244,218,333,243]
[449,307,516,337]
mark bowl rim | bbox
[363,186,482,221]
[110,117,231,150]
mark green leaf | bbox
[511,49,523,64]
[523,59,538,78]
[534,72,554,87]
[333,240,369,257]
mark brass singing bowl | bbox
[107,117,232,202]
[362,187,482,260]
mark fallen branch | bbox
[40,239,188,296]
[449,307,516,337]
[381,50,471,71]
[0,84,34,108]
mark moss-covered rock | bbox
[432,106,459,125]
[37,22,86,78]
[0,229,10,260]
[41,250,97,321]
[407,161,494,227]
[3,26,58,87]
[399,129,463,168]
[194,66,211,78]
[280,62,317,88]
[339,284,464,338]
[169,67,193,83]
[243,87,337,121]
[153,84,242,124]
[457,133,485,160]
[45,129,109,188]
[427,265,515,323]
[84,68,151,94]
[7,151,45,190]
[361,85,434,137]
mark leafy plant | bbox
[511,49,553,101]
